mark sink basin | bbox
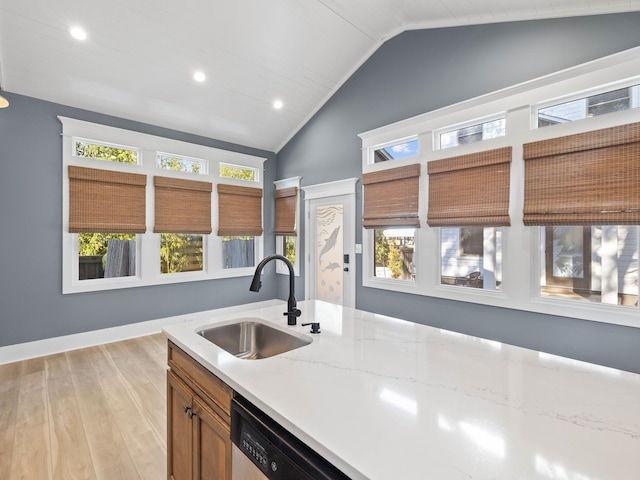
[197,319,311,360]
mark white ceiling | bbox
[1,0,640,152]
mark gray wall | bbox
[0,92,277,347]
[276,14,640,373]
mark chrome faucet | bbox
[249,254,301,325]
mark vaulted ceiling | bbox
[2,0,639,152]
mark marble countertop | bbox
[163,300,640,479]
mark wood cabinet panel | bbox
[193,396,231,480]
[168,342,233,423]
[167,370,194,480]
[167,341,232,480]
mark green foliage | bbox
[78,233,135,256]
[220,165,255,181]
[160,234,203,274]
[157,155,201,173]
[374,230,390,267]
[284,236,296,265]
[388,246,403,279]
[75,141,137,164]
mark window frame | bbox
[61,117,265,293]
[358,46,640,328]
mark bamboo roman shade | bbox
[523,122,640,226]
[68,166,147,233]
[362,163,421,228]
[427,147,512,227]
[154,176,212,234]
[217,184,263,236]
[275,187,298,236]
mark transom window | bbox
[74,138,139,164]
[536,82,640,127]
[372,138,419,163]
[157,153,208,174]
[438,117,505,150]
[219,162,258,181]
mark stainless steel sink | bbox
[197,319,311,360]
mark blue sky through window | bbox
[376,139,419,162]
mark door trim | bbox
[302,178,358,308]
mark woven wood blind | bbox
[275,187,297,236]
[154,176,212,234]
[69,166,147,233]
[427,147,512,227]
[362,163,421,229]
[523,122,640,226]
[217,184,263,236]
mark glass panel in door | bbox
[315,204,344,305]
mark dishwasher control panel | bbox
[231,395,351,480]
[239,427,271,473]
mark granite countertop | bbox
[163,299,640,479]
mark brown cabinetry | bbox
[167,341,233,480]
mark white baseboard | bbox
[0,300,283,365]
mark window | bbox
[217,184,263,270]
[160,234,203,274]
[373,138,419,163]
[374,229,415,280]
[359,48,640,327]
[524,119,640,309]
[536,82,640,127]
[74,138,139,164]
[274,177,301,275]
[78,233,136,280]
[61,116,265,293]
[363,164,421,283]
[157,153,207,174]
[220,162,258,181]
[441,227,502,291]
[280,236,296,266]
[540,226,638,306]
[221,236,255,269]
[438,117,505,150]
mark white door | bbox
[303,179,357,308]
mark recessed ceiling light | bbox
[273,99,284,110]
[0,95,9,108]
[193,71,206,83]
[69,26,87,41]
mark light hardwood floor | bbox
[0,333,168,480]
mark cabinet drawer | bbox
[168,341,233,424]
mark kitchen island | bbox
[163,300,640,479]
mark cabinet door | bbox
[192,395,232,480]
[168,371,194,480]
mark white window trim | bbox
[358,46,640,329]
[274,177,301,276]
[61,116,266,294]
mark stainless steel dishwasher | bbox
[231,395,351,480]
